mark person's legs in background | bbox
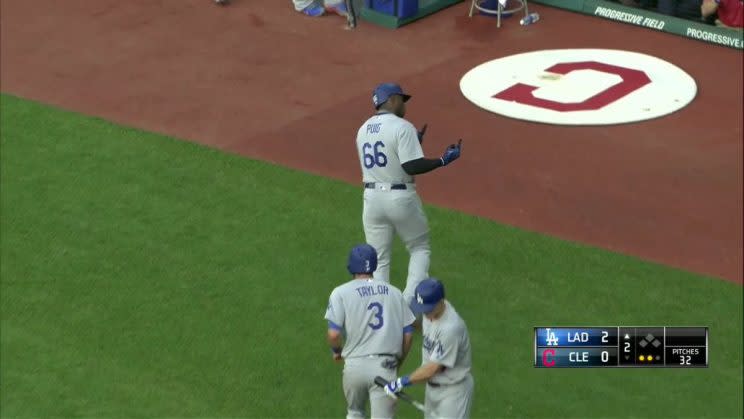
[292,0,326,16]
[292,0,348,17]
[656,0,676,15]
[676,0,703,20]
[656,0,702,19]
[324,0,349,16]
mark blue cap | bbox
[410,278,445,314]
[372,83,411,108]
[347,244,378,275]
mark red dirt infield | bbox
[1,0,741,282]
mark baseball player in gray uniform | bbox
[356,82,463,307]
[383,278,474,419]
[325,244,418,419]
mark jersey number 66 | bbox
[363,142,388,168]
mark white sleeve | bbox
[397,123,424,164]
[324,289,344,328]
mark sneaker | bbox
[325,2,349,17]
[301,2,326,17]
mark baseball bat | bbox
[345,0,357,29]
[374,376,425,412]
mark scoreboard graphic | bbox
[534,327,708,368]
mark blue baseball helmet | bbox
[372,83,411,108]
[347,244,378,275]
[410,278,445,314]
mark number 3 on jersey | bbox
[367,302,384,330]
[363,141,387,168]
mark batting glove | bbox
[440,139,463,166]
[384,376,411,398]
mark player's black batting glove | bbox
[417,124,428,144]
[440,139,463,166]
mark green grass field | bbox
[1,93,742,418]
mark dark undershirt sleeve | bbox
[401,158,443,175]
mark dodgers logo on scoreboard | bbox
[546,328,559,346]
[459,49,697,125]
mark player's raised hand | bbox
[417,124,428,144]
[440,139,463,166]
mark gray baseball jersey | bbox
[356,112,424,184]
[421,300,472,385]
[355,112,431,304]
[325,278,416,359]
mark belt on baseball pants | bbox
[366,353,398,358]
[427,376,469,387]
[364,182,410,190]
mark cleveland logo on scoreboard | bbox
[542,349,556,367]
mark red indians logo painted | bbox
[492,61,651,112]
[460,49,697,125]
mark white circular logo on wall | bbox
[459,49,697,125]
